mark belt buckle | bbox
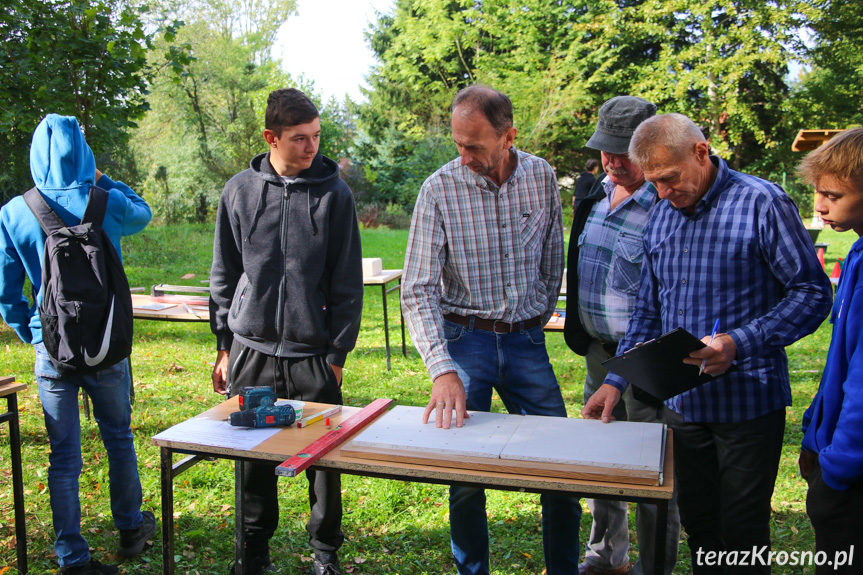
[492,319,511,334]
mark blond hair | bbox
[797,128,863,192]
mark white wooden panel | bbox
[351,405,664,473]
[500,416,664,472]
[349,405,521,458]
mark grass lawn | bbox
[0,222,855,575]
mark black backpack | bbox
[24,186,133,375]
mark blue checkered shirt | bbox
[402,148,564,380]
[577,177,657,343]
[604,157,833,423]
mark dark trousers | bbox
[807,460,863,574]
[227,339,344,557]
[664,408,785,574]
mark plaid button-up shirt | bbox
[605,157,833,423]
[402,148,564,380]
[577,177,657,343]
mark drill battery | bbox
[237,386,277,410]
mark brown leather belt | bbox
[443,313,542,334]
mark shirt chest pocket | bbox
[519,208,547,256]
[609,234,644,296]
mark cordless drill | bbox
[229,403,296,428]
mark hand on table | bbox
[581,383,622,423]
[423,372,470,429]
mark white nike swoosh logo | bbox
[84,296,114,366]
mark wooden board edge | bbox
[341,443,660,486]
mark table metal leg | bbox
[381,284,391,371]
[653,497,669,575]
[161,447,175,575]
[7,394,27,575]
[82,389,91,420]
[234,461,246,575]
[128,356,135,404]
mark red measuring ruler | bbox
[276,398,393,477]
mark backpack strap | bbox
[23,187,67,236]
[82,186,109,227]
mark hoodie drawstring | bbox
[307,188,317,236]
[245,180,268,242]
[246,182,319,241]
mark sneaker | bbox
[313,552,342,575]
[58,558,119,574]
[229,554,275,575]
[118,510,157,557]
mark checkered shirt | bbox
[402,148,564,380]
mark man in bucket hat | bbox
[565,96,680,575]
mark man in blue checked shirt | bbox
[584,113,832,574]
[565,96,680,575]
[402,85,580,575]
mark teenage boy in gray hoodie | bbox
[209,88,363,575]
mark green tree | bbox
[0,0,170,203]
[795,0,863,128]
[630,0,805,163]
[131,0,358,222]
[361,0,813,205]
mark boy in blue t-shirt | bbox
[798,127,863,574]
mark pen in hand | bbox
[699,318,721,376]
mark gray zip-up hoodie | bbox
[209,151,363,367]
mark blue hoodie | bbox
[802,235,863,491]
[0,114,152,344]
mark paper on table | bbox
[153,417,281,451]
[134,302,176,311]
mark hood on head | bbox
[29,114,95,193]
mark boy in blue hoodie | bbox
[0,115,156,575]
[798,127,863,574]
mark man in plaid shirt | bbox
[402,85,580,575]
[584,113,832,574]
[565,96,680,575]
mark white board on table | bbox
[349,405,664,472]
[349,405,521,458]
[500,416,664,472]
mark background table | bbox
[154,398,673,575]
[0,376,27,575]
[132,294,210,322]
[140,275,407,370]
[363,270,406,370]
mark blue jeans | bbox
[443,319,582,575]
[34,343,144,568]
[583,340,680,575]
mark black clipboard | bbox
[601,327,714,401]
